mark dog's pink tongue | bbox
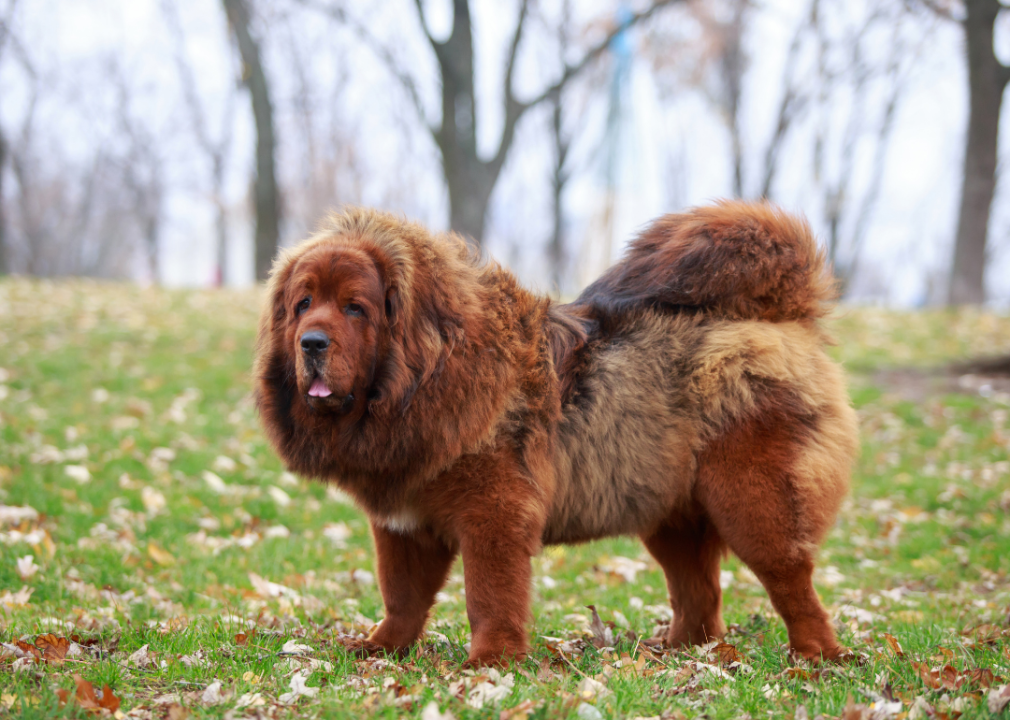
[308,379,333,398]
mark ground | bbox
[1,278,1010,719]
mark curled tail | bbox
[576,200,835,322]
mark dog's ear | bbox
[384,286,398,322]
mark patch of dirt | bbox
[873,355,1010,402]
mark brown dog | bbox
[254,201,859,666]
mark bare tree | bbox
[111,63,164,283]
[548,0,573,292]
[947,0,1009,304]
[660,0,813,200]
[164,0,236,286]
[302,0,680,245]
[222,0,280,281]
[0,0,21,275]
[699,0,749,198]
[758,0,819,200]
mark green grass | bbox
[1,277,1009,719]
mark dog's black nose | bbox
[300,331,330,354]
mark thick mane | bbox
[254,208,527,502]
[264,208,491,418]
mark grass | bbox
[1,277,1009,719]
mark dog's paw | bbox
[461,651,527,670]
[640,636,669,650]
[789,644,862,665]
[343,638,399,659]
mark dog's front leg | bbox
[354,522,456,657]
[459,526,534,667]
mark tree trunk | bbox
[222,0,279,281]
[949,0,1009,305]
[402,0,677,246]
[0,130,7,275]
[432,0,496,244]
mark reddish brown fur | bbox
[254,202,859,667]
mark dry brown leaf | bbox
[586,605,611,649]
[964,668,997,689]
[881,633,904,657]
[70,674,121,715]
[709,642,741,665]
[14,640,41,660]
[839,695,872,720]
[499,698,537,720]
[913,662,943,690]
[147,542,176,566]
[166,703,190,720]
[235,630,256,646]
[779,667,811,680]
[940,664,962,691]
[35,634,70,664]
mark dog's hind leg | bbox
[641,514,727,648]
[362,523,457,656]
[695,409,846,661]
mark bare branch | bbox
[412,0,438,49]
[905,0,958,21]
[0,0,20,54]
[491,0,530,173]
[503,0,529,104]
[759,0,817,199]
[294,0,434,136]
[490,0,679,176]
[523,0,681,112]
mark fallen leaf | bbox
[709,642,742,665]
[964,668,997,689]
[882,633,904,657]
[989,685,1010,714]
[128,644,158,668]
[912,662,942,690]
[13,638,40,658]
[421,702,456,720]
[200,680,225,706]
[840,695,871,720]
[940,664,961,691]
[166,703,190,720]
[576,676,611,701]
[16,555,39,580]
[147,542,176,566]
[34,634,70,664]
[499,699,538,720]
[68,674,120,714]
[586,606,613,649]
[278,670,320,704]
[235,692,266,708]
[280,639,313,655]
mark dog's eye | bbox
[296,297,311,316]
[345,303,364,317]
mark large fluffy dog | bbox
[254,201,859,666]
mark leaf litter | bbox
[2,282,1010,718]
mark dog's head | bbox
[254,209,474,449]
[279,243,388,415]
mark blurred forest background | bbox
[0,0,1008,306]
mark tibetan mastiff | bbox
[254,201,859,666]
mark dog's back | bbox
[544,201,857,554]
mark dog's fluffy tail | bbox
[576,200,835,323]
